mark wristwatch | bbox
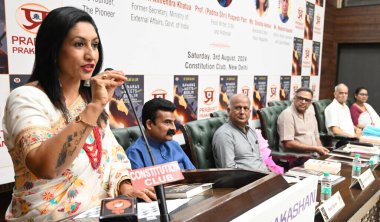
[75,115,97,128]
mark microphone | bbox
[83,68,114,87]
[107,68,170,222]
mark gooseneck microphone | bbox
[105,68,170,222]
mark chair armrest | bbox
[270,151,314,160]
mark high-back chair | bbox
[312,99,355,147]
[112,126,142,151]
[267,100,291,110]
[312,99,332,136]
[180,117,226,169]
[258,106,312,169]
[210,110,229,120]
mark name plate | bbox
[358,169,375,190]
[128,161,184,190]
[318,192,345,222]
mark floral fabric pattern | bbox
[3,86,131,221]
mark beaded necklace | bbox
[82,127,102,169]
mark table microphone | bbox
[105,68,171,222]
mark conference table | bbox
[151,165,380,222]
[2,164,380,221]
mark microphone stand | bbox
[122,81,171,222]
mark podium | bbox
[167,169,289,222]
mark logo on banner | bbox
[297,7,304,21]
[203,87,215,105]
[16,3,49,34]
[13,77,21,84]
[292,84,299,96]
[270,84,277,98]
[305,48,310,60]
[316,14,321,26]
[151,89,167,99]
[242,86,250,96]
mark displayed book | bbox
[99,196,137,222]
[304,159,341,174]
[330,150,372,161]
[285,167,345,186]
[326,153,369,167]
[285,167,323,178]
[164,183,213,199]
[360,136,380,145]
[342,142,380,155]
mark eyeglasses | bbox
[233,106,250,112]
[295,96,312,103]
[358,93,368,96]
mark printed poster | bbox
[174,75,198,130]
[252,75,267,119]
[109,75,144,128]
[219,75,237,110]
[280,76,291,101]
[292,37,303,76]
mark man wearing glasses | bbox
[325,83,361,138]
[212,94,270,172]
[277,88,329,155]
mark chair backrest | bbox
[180,117,226,169]
[267,100,292,109]
[210,110,229,120]
[111,126,142,151]
[258,106,288,151]
[312,99,332,135]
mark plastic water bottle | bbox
[352,153,361,178]
[320,172,332,202]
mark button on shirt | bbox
[325,99,355,137]
[126,137,196,170]
[212,121,269,172]
[277,104,319,152]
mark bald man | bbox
[212,94,269,172]
[324,83,361,138]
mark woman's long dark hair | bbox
[28,6,108,126]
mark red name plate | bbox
[128,161,184,190]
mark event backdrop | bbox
[0,0,325,184]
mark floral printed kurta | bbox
[3,86,131,221]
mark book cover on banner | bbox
[174,75,198,132]
[292,37,303,76]
[311,41,321,76]
[109,75,144,128]
[252,75,267,120]
[9,74,30,90]
[0,0,8,74]
[219,75,237,110]
[280,76,291,100]
[304,2,315,40]
[164,183,213,199]
[301,76,310,89]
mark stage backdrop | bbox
[0,0,325,184]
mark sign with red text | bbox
[128,161,184,190]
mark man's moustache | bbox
[167,129,176,136]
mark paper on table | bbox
[138,198,191,220]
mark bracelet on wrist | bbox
[75,115,97,128]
